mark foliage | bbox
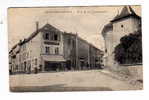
[114,29,142,64]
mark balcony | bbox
[44,40,60,45]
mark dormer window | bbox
[45,33,49,40]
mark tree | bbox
[114,29,142,64]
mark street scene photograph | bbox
[8,5,143,92]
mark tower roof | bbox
[101,22,113,37]
[111,6,141,22]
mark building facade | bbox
[101,6,141,68]
[9,23,103,74]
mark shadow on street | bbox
[10,84,113,92]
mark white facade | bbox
[9,23,103,74]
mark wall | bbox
[110,65,143,82]
[28,32,42,71]
[78,38,90,69]
[40,29,64,71]
[63,33,76,69]
[104,30,114,67]
[41,32,63,56]
[63,33,102,70]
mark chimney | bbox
[36,21,39,32]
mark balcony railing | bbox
[44,40,60,45]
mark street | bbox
[10,70,142,92]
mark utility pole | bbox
[75,32,79,70]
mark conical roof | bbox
[111,6,140,22]
[101,22,113,37]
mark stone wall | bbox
[109,64,143,81]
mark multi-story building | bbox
[9,22,103,74]
[101,6,141,68]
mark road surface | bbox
[10,70,142,92]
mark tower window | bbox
[121,25,124,28]
[105,49,107,53]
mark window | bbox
[24,44,26,50]
[45,47,50,54]
[19,55,21,62]
[121,25,124,28]
[105,49,107,53]
[54,34,58,41]
[28,52,30,58]
[68,38,71,45]
[35,58,37,65]
[55,47,59,55]
[45,33,49,40]
[139,22,141,27]
[26,52,29,58]
[15,65,18,70]
[72,40,75,47]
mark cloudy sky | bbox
[8,6,141,50]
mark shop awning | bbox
[42,55,66,62]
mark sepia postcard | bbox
[8,5,143,92]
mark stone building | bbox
[9,22,103,74]
[101,6,141,68]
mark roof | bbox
[9,23,62,53]
[101,22,113,37]
[63,31,103,52]
[10,23,103,53]
[77,36,102,52]
[111,6,141,22]
[22,23,62,44]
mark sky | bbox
[8,5,141,51]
